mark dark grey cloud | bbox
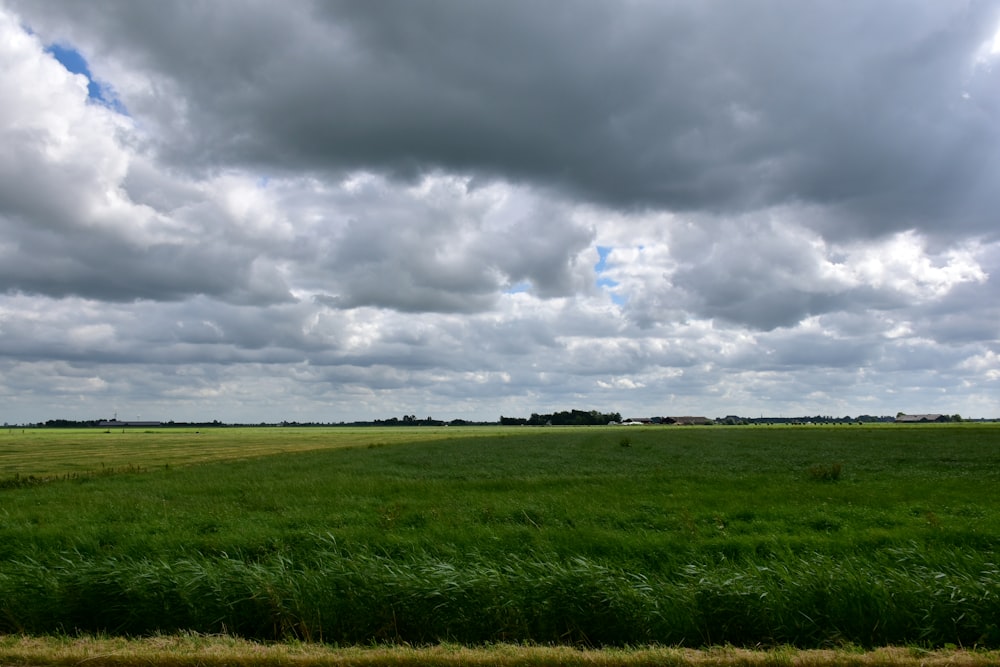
[290,177,595,313]
[0,223,291,305]
[12,0,1000,240]
[669,222,847,330]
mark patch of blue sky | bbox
[597,276,627,305]
[594,245,612,273]
[597,276,619,289]
[594,247,626,304]
[45,43,128,115]
[505,281,531,294]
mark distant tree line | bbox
[500,409,622,426]
[41,419,103,428]
[27,417,488,429]
[35,419,230,428]
[22,411,975,430]
[375,415,445,427]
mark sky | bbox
[1,1,999,424]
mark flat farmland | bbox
[1,424,999,649]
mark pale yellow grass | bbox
[0,636,997,667]
[0,426,498,478]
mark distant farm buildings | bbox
[618,416,713,426]
[894,413,946,423]
[663,416,714,426]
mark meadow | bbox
[0,424,999,650]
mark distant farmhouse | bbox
[620,417,654,425]
[894,413,947,423]
[663,416,714,426]
[619,416,713,426]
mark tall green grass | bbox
[1,425,999,646]
[2,545,998,646]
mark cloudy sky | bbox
[1,1,999,424]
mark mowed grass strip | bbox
[2,635,999,667]
[0,426,502,478]
[1,424,999,647]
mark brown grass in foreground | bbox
[1,636,998,667]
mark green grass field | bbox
[1,424,998,649]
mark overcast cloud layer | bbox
[1,0,999,423]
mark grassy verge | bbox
[2,635,999,667]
